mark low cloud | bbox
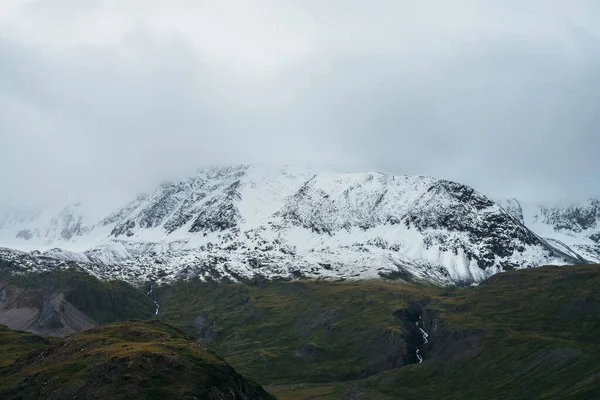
[1,0,599,209]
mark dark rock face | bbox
[405,181,561,271]
[393,304,427,365]
[110,167,247,237]
[189,181,243,233]
[194,312,218,343]
[394,301,483,367]
[0,259,155,337]
[540,199,600,233]
[163,190,207,233]
[435,181,495,210]
[138,186,182,229]
[110,220,135,237]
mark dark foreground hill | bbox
[0,321,274,400]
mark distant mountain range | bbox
[0,165,596,285]
[497,198,600,262]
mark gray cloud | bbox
[1,0,599,210]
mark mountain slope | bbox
[499,198,600,262]
[0,257,155,336]
[0,166,584,285]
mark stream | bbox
[146,284,160,316]
[415,316,429,364]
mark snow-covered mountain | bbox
[0,166,585,285]
[498,198,600,263]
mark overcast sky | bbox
[1,0,599,209]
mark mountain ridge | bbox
[497,197,600,262]
[0,165,587,286]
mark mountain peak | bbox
[0,167,585,286]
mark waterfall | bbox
[146,284,160,316]
[415,316,429,363]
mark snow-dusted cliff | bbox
[0,166,584,285]
[498,198,600,263]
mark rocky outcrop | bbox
[0,282,96,337]
[394,301,484,368]
[0,261,155,336]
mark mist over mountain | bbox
[0,165,592,288]
[2,1,600,211]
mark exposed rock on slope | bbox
[0,166,584,285]
[499,197,600,262]
[0,260,155,336]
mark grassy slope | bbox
[157,279,444,384]
[276,265,600,399]
[156,266,600,400]
[0,325,52,370]
[0,320,275,400]
[3,264,599,399]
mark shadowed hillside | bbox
[0,264,155,336]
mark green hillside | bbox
[154,265,600,399]
[157,278,443,384]
[0,320,274,400]
[2,264,600,399]
[271,265,600,399]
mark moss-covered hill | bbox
[157,279,444,384]
[3,263,600,399]
[0,324,52,370]
[270,265,600,399]
[154,265,600,400]
[0,320,274,400]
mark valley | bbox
[1,262,599,399]
[156,265,600,399]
